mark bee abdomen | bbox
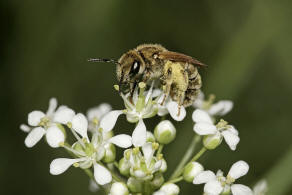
[183,71,202,107]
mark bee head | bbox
[117,50,146,91]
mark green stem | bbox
[114,161,119,169]
[190,147,207,162]
[83,169,107,194]
[143,181,153,195]
[105,163,123,182]
[169,135,201,180]
[167,176,183,184]
[157,144,164,156]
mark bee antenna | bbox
[88,58,120,66]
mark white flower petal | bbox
[108,134,132,148]
[87,103,112,121]
[28,111,45,126]
[142,142,154,164]
[193,170,216,184]
[166,101,186,121]
[253,179,268,195]
[152,89,163,98]
[53,106,75,124]
[156,95,169,116]
[50,158,82,175]
[193,91,204,108]
[100,110,123,132]
[216,169,224,177]
[228,160,249,180]
[228,125,239,135]
[132,119,147,147]
[222,129,240,150]
[204,180,223,195]
[192,109,213,124]
[89,179,99,192]
[157,106,169,116]
[46,126,65,148]
[93,163,112,185]
[20,124,30,132]
[231,184,253,195]
[193,123,217,135]
[47,97,58,116]
[72,113,88,139]
[209,100,233,116]
[24,127,46,147]
[154,160,162,171]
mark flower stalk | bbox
[169,135,201,180]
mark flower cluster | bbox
[20,84,267,195]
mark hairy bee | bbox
[89,44,205,113]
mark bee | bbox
[89,44,205,115]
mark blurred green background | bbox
[1,0,292,194]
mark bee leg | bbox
[129,82,137,104]
[177,91,185,117]
[161,82,171,105]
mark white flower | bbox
[253,179,268,195]
[21,98,65,148]
[121,142,163,180]
[193,91,233,116]
[87,103,112,131]
[49,115,132,185]
[192,109,240,150]
[193,160,252,195]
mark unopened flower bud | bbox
[110,182,129,195]
[183,162,204,182]
[127,177,143,193]
[119,157,130,177]
[203,133,222,150]
[102,143,116,163]
[154,120,176,144]
[160,183,180,195]
[160,158,167,173]
[151,173,164,189]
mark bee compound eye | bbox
[130,61,140,75]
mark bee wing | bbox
[158,51,206,67]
